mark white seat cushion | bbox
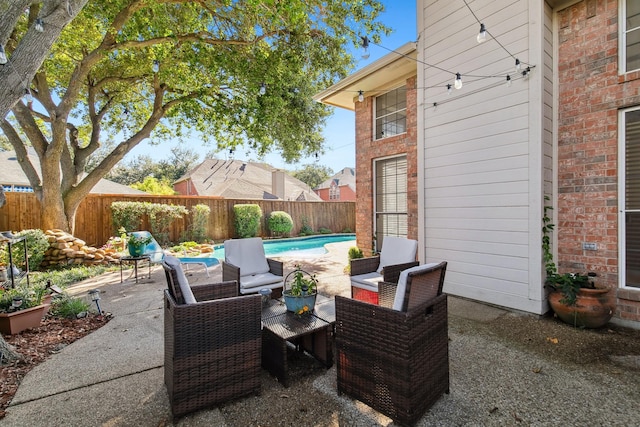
[350,272,383,292]
[377,237,418,273]
[239,272,283,293]
[392,263,439,311]
[224,238,270,276]
[163,255,197,304]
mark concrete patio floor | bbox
[2,240,639,426]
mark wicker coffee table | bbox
[261,295,335,387]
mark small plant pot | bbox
[548,288,614,328]
[128,243,146,257]
[0,304,50,335]
[283,291,317,314]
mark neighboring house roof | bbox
[313,42,417,110]
[0,150,145,195]
[316,167,356,192]
[175,158,322,201]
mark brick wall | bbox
[558,0,640,322]
[354,75,418,256]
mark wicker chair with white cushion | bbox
[221,237,284,297]
[349,236,419,304]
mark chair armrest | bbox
[222,261,240,282]
[267,258,284,276]
[381,261,419,283]
[350,255,381,276]
[190,280,238,301]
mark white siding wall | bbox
[419,0,549,313]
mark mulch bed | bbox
[0,314,111,419]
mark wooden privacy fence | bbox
[0,193,355,247]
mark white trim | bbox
[417,0,426,264]
[373,85,408,141]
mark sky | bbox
[124,1,418,175]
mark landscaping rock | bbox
[40,230,120,268]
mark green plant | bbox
[542,196,595,305]
[188,204,210,243]
[285,266,318,297]
[0,283,49,313]
[111,201,146,233]
[127,233,152,247]
[318,227,332,234]
[348,246,364,260]
[29,265,110,288]
[0,229,49,272]
[51,294,92,318]
[299,216,314,236]
[268,211,293,237]
[146,203,188,245]
[234,204,262,238]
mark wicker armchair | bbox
[350,236,419,304]
[222,237,284,298]
[163,262,262,418]
[336,261,449,426]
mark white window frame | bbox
[373,154,408,252]
[618,106,640,289]
[621,0,640,74]
[373,85,407,141]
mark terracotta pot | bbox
[0,303,50,335]
[548,288,614,328]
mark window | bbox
[329,182,340,200]
[374,156,407,251]
[621,108,640,288]
[623,0,640,73]
[375,86,406,140]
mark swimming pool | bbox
[217,234,356,258]
[177,234,356,266]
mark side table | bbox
[120,255,151,283]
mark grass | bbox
[28,265,116,289]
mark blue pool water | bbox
[216,234,355,259]
[178,234,355,266]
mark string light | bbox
[0,46,7,65]
[360,36,370,59]
[447,84,452,95]
[35,18,44,32]
[259,82,266,95]
[515,58,521,72]
[454,73,462,90]
[24,88,33,103]
[506,75,511,86]
[357,90,364,102]
[152,60,159,73]
[432,102,437,111]
[477,23,487,43]
[522,67,531,79]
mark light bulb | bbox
[454,73,462,90]
[259,82,266,95]
[35,18,44,32]
[515,58,521,72]
[446,84,452,95]
[506,75,512,87]
[0,46,7,65]
[152,60,159,73]
[477,23,487,43]
[432,102,438,111]
[358,90,364,102]
[361,36,370,60]
[24,88,33,103]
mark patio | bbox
[1,240,639,426]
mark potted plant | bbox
[543,201,613,328]
[0,283,52,334]
[127,232,152,257]
[282,266,318,314]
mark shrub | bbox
[348,246,363,260]
[341,227,353,233]
[111,201,146,233]
[234,204,262,238]
[298,216,314,236]
[0,229,49,272]
[29,265,110,288]
[186,204,210,243]
[268,211,294,237]
[318,227,332,234]
[146,203,188,245]
[51,294,92,318]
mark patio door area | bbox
[374,155,408,252]
[622,108,640,288]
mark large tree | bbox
[0,1,389,233]
[0,0,89,119]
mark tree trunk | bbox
[0,335,22,364]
